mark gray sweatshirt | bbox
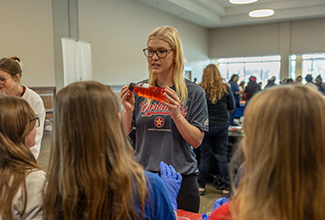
[1,170,47,220]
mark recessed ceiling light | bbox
[249,9,274,18]
[229,0,258,4]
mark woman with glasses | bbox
[119,26,208,213]
[0,96,46,220]
[0,57,45,159]
[44,81,179,219]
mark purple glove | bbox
[160,161,183,210]
[212,197,228,212]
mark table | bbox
[228,129,243,162]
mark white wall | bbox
[0,0,209,88]
[209,17,325,79]
[2,0,324,87]
[0,0,55,87]
[78,0,210,85]
[210,22,280,58]
[291,18,325,54]
[209,17,325,58]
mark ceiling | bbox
[135,0,325,28]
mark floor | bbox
[37,131,225,214]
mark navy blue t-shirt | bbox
[229,81,240,106]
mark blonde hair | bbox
[199,64,228,103]
[232,85,325,220]
[0,96,40,220]
[44,81,148,219]
[147,25,188,106]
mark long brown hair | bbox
[44,81,148,220]
[147,26,188,106]
[232,85,325,220]
[0,96,40,220]
[199,64,228,103]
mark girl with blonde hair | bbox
[198,64,235,196]
[44,81,178,220]
[210,85,325,220]
[0,96,46,220]
[120,26,208,212]
[0,56,45,159]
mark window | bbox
[289,53,325,82]
[213,55,281,88]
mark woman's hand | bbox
[162,87,182,119]
[119,85,135,112]
[119,85,135,134]
[162,87,204,148]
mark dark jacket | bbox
[245,81,261,100]
[206,86,235,126]
[318,83,325,95]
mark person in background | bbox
[286,78,294,84]
[238,81,245,101]
[264,76,276,89]
[305,74,318,90]
[315,75,325,95]
[0,57,45,159]
[119,26,208,213]
[198,64,235,197]
[228,74,242,126]
[295,75,302,84]
[258,82,263,89]
[0,96,46,220]
[244,76,261,102]
[209,85,325,220]
[44,81,180,220]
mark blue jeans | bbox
[198,124,230,189]
[228,110,235,126]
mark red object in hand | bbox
[129,82,167,102]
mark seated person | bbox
[0,96,46,220]
[210,85,325,220]
[43,81,181,220]
[0,56,45,159]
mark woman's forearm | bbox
[122,110,133,134]
[172,114,204,148]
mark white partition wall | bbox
[62,38,93,86]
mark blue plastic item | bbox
[201,213,209,220]
[212,197,228,212]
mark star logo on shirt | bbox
[154,116,164,128]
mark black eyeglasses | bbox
[30,116,40,128]
[0,76,10,85]
[143,48,174,58]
